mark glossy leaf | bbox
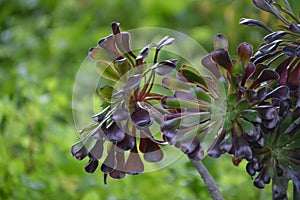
[211,48,233,71]
[241,62,256,87]
[109,151,126,179]
[263,31,287,43]
[143,137,164,162]
[239,18,273,32]
[71,141,88,160]
[266,86,290,100]
[282,45,298,57]
[131,103,153,130]
[89,139,104,160]
[257,106,277,120]
[289,22,300,34]
[102,122,125,142]
[153,59,178,76]
[238,42,253,63]
[252,0,273,13]
[84,159,99,174]
[249,69,279,89]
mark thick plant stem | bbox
[190,158,224,200]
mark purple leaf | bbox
[125,144,144,175]
[241,62,256,87]
[71,142,88,160]
[89,139,104,160]
[143,137,164,162]
[283,45,298,57]
[289,22,300,34]
[109,151,126,179]
[188,144,204,161]
[211,48,232,71]
[100,146,117,174]
[156,36,175,51]
[84,159,99,174]
[117,133,136,151]
[102,122,125,142]
[201,54,221,79]
[239,18,273,32]
[266,86,290,100]
[263,31,287,43]
[112,101,130,121]
[249,69,279,89]
[252,0,273,13]
[131,102,154,130]
[257,106,277,120]
[238,42,253,63]
[98,35,122,59]
[154,59,178,76]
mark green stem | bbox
[190,158,224,200]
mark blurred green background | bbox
[1,0,298,199]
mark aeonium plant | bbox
[71,22,179,184]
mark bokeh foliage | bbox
[1,0,297,199]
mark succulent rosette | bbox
[240,0,300,96]
[71,22,178,183]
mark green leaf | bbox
[236,100,249,113]
[162,77,191,92]
[113,58,130,77]
[224,117,233,131]
[191,86,211,104]
[96,61,120,82]
[98,86,114,102]
[161,96,210,109]
[237,118,255,132]
[241,110,261,123]
[177,65,208,89]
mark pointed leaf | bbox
[156,36,175,51]
[289,22,300,34]
[263,31,287,43]
[252,0,273,13]
[239,18,273,32]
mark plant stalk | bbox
[190,158,224,200]
[294,183,300,200]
